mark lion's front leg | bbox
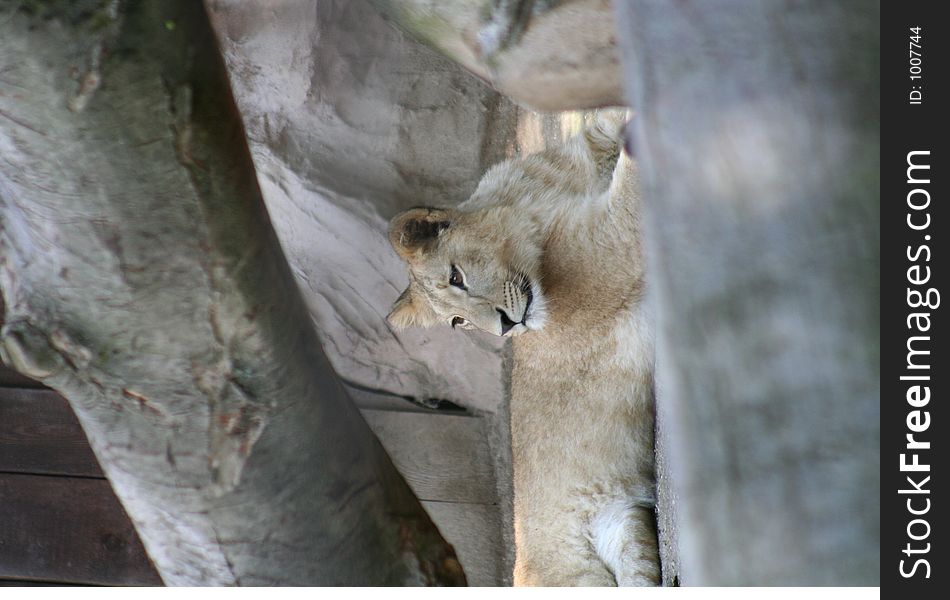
[588,496,660,587]
[613,505,661,586]
[513,516,617,586]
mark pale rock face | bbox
[206,0,524,411]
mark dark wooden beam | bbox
[0,473,161,586]
[0,364,46,390]
[0,389,102,478]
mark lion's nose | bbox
[497,308,517,335]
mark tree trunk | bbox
[613,0,879,585]
[0,0,463,586]
[367,0,624,110]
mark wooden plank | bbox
[423,501,503,587]
[0,363,45,389]
[361,409,496,504]
[0,383,500,585]
[0,579,92,586]
[0,473,162,586]
[0,389,103,478]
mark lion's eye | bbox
[449,265,466,289]
[451,316,466,329]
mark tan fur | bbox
[387,113,659,586]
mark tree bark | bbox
[367,0,624,111]
[0,0,463,586]
[614,0,879,585]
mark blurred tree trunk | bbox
[0,0,463,586]
[614,0,879,585]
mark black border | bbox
[882,2,945,594]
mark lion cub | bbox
[386,114,659,586]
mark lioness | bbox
[386,113,659,586]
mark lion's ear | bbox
[388,207,453,260]
[387,286,438,329]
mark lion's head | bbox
[386,206,547,337]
